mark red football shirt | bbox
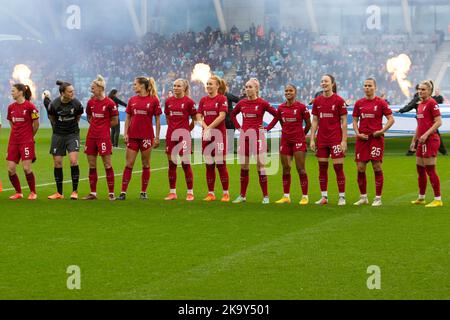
[417,98,441,139]
[126,95,162,140]
[86,97,119,140]
[197,94,228,135]
[277,101,310,142]
[353,97,392,135]
[230,98,278,132]
[164,96,197,138]
[7,100,39,144]
[311,94,347,145]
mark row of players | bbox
[4,74,443,207]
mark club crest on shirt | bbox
[255,106,259,111]
[374,106,378,112]
[294,110,297,115]
[332,105,336,111]
[103,106,106,111]
[181,104,185,109]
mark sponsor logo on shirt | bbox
[417,114,425,119]
[205,111,218,116]
[170,111,184,116]
[361,113,376,119]
[320,112,334,118]
[243,113,257,118]
[92,112,105,118]
[12,117,25,122]
[134,110,148,116]
[283,117,298,123]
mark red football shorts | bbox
[7,142,36,163]
[85,138,113,156]
[355,136,384,162]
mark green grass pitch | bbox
[0,128,448,299]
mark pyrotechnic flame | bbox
[191,63,213,88]
[11,64,37,99]
[386,54,412,98]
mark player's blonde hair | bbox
[420,80,434,96]
[246,78,260,97]
[210,75,227,95]
[135,76,159,99]
[92,75,106,91]
[175,78,190,97]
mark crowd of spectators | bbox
[0,24,445,125]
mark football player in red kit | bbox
[410,80,443,207]
[352,78,395,207]
[117,77,162,201]
[230,78,278,204]
[83,75,119,201]
[196,76,230,202]
[164,79,197,201]
[270,84,311,205]
[310,74,348,206]
[6,84,40,200]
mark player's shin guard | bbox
[416,165,427,196]
[182,163,194,190]
[141,167,150,193]
[425,165,441,198]
[216,163,229,192]
[299,172,308,196]
[9,174,22,194]
[89,168,98,194]
[357,171,367,196]
[54,168,63,194]
[168,161,177,190]
[318,162,329,193]
[25,172,36,194]
[240,169,249,197]
[71,165,80,192]
[121,167,133,193]
[206,164,216,193]
[105,167,115,194]
[374,170,384,197]
[258,171,269,198]
[282,174,291,195]
[333,164,346,194]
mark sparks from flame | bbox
[386,54,412,98]
[191,63,213,89]
[11,64,37,99]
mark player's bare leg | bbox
[354,161,369,206]
[276,155,292,204]
[294,151,309,205]
[83,155,98,200]
[117,148,138,201]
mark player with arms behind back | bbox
[310,74,348,206]
[83,75,119,201]
[411,80,443,207]
[117,77,161,201]
[6,84,40,200]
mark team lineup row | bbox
[4,74,444,207]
